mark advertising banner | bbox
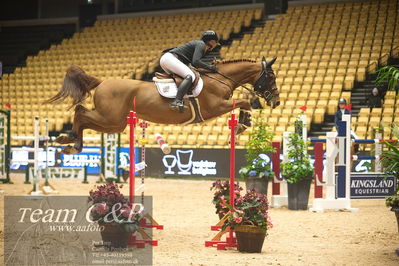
[144,147,247,178]
[349,173,396,199]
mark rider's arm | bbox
[192,42,216,71]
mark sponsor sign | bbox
[145,148,247,178]
[350,173,396,199]
[29,167,85,179]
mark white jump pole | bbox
[32,116,39,193]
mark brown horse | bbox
[45,57,280,154]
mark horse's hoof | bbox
[235,124,247,135]
[55,136,71,144]
[62,146,81,155]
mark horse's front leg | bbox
[222,99,252,135]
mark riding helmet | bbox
[338,98,347,104]
[201,30,219,43]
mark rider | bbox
[160,30,220,112]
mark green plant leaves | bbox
[281,129,313,183]
[374,65,399,93]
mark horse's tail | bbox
[44,65,101,108]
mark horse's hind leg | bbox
[61,105,123,155]
[54,105,85,145]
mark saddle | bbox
[154,70,201,92]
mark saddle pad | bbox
[153,77,203,99]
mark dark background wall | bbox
[40,0,84,18]
[0,0,39,20]
[0,0,266,20]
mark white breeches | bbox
[159,52,196,81]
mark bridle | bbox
[253,60,278,103]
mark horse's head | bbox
[253,57,280,108]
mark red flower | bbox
[345,104,352,111]
[5,103,11,109]
[299,105,307,112]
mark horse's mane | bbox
[216,59,257,64]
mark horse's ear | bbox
[267,57,277,67]
[262,56,266,70]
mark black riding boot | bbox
[170,75,193,112]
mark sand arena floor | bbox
[0,174,398,266]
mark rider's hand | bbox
[209,65,217,72]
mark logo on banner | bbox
[162,149,217,176]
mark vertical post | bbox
[33,116,40,192]
[127,99,137,206]
[0,109,11,183]
[116,133,121,183]
[336,119,346,199]
[82,166,89,184]
[343,114,351,200]
[6,110,11,183]
[140,121,148,204]
[25,164,31,184]
[336,115,351,199]
[101,133,105,177]
[271,142,280,195]
[44,118,49,186]
[299,114,307,143]
[314,142,323,198]
[374,131,382,172]
[271,135,287,208]
[228,105,238,246]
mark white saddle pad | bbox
[153,77,203,98]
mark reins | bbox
[199,70,257,98]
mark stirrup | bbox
[170,100,187,113]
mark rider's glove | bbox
[209,65,217,72]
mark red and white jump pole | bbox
[205,101,238,250]
[126,97,160,248]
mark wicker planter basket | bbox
[234,225,267,253]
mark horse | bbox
[45,56,280,154]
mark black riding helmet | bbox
[201,30,219,44]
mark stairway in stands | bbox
[309,56,399,138]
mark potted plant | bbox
[222,189,273,253]
[281,116,314,210]
[382,125,399,231]
[88,182,141,250]
[211,180,243,219]
[240,113,275,194]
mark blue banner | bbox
[350,173,396,199]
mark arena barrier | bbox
[12,117,122,193]
[272,114,396,212]
[126,98,163,248]
[0,109,11,184]
[309,114,396,212]
[205,102,238,250]
[270,114,307,208]
[11,116,53,195]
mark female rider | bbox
[159,30,219,112]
